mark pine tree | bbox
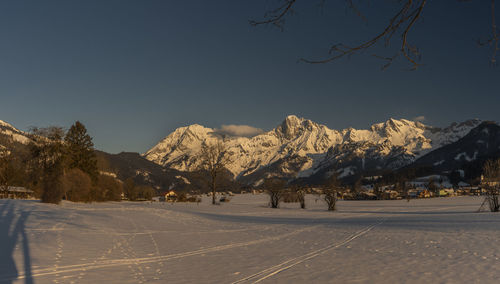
[64,121,98,183]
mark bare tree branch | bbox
[491,0,499,64]
[199,140,231,205]
[249,0,297,30]
[299,0,427,70]
[477,0,499,65]
[252,0,498,69]
[345,0,368,23]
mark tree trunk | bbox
[211,174,216,205]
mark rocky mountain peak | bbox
[276,115,317,140]
[143,115,488,184]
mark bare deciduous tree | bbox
[321,174,342,211]
[96,174,123,202]
[0,147,13,197]
[252,0,499,69]
[199,140,231,205]
[264,178,287,208]
[29,126,66,204]
[482,159,500,212]
[62,168,92,202]
[373,183,383,200]
[288,184,306,209]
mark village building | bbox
[164,190,177,201]
[0,186,35,199]
[480,174,500,187]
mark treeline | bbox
[123,178,155,201]
[32,122,121,203]
[0,121,153,204]
[262,175,342,211]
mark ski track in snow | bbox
[51,222,64,283]
[148,230,164,281]
[11,222,320,280]
[12,207,383,282]
[230,205,462,283]
[123,210,148,284]
[232,219,386,284]
[3,196,497,283]
[51,210,76,284]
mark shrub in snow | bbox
[320,174,342,211]
[263,178,286,208]
[482,159,500,212]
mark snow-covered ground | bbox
[1,195,499,283]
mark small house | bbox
[418,189,431,198]
[383,190,399,200]
[0,186,35,199]
[164,190,178,201]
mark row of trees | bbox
[0,121,150,204]
[162,136,500,211]
[195,139,500,215]
[13,125,491,210]
[28,122,128,204]
[123,178,155,201]
[263,176,341,211]
[28,123,101,203]
[197,140,339,210]
[0,144,26,193]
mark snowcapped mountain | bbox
[144,115,482,184]
[0,120,32,147]
[409,121,500,175]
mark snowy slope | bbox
[0,120,31,145]
[144,116,482,183]
[410,121,500,174]
[2,197,499,283]
[143,124,218,172]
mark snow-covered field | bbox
[1,195,500,283]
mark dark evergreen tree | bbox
[64,121,98,183]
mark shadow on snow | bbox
[0,200,33,284]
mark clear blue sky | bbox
[1,0,499,153]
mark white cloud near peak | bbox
[215,124,264,137]
[413,116,426,122]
